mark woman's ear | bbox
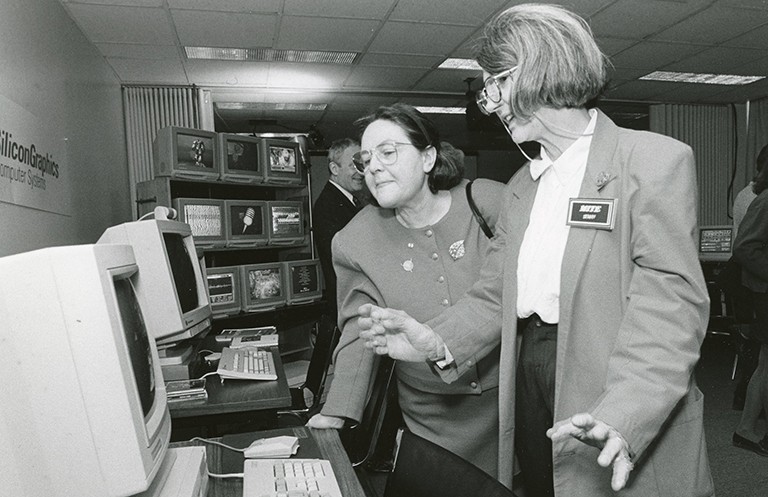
[421,146,437,174]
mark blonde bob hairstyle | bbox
[475,3,609,119]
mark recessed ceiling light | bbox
[215,102,328,111]
[639,71,764,85]
[414,106,466,114]
[438,58,481,70]
[185,47,357,64]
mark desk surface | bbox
[168,347,292,419]
[171,427,366,497]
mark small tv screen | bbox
[268,201,305,246]
[699,225,733,262]
[205,266,241,319]
[240,263,286,312]
[217,133,262,184]
[284,259,323,305]
[172,198,227,249]
[224,200,269,248]
[262,138,302,185]
[153,126,219,181]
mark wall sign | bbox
[0,94,70,215]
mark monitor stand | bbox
[136,446,208,497]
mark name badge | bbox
[567,198,616,230]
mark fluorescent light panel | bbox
[215,102,327,111]
[415,106,466,114]
[438,58,481,70]
[640,71,764,85]
[185,47,357,64]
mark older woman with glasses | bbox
[357,4,713,497]
[307,103,505,478]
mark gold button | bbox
[441,299,449,306]
[466,360,473,367]
[438,276,445,283]
[470,381,478,389]
[425,229,433,237]
[431,253,439,260]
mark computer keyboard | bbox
[243,458,343,497]
[217,347,277,381]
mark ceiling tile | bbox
[171,10,277,47]
[663,46,768,74]
[596,37,638,57]
[94,42,179,59]
[65,4,175,44]
[651,5,768,44]
[412,69,478,93]
[276,17,380,52]
[185,60,269,86]
[268,63,354,89]
[589,0,707,40]
[601,79,677,101]
[610,41,706,70]
[722,23,768,49]
[108,57,187,84]
[648,81,741,104]
[62,0,162,6]
[167,0,282,13]
[284,0,396,19]
[368,21,475,56]
[390,0,508,26]
[344,66,430,90]
[359,53,443,68]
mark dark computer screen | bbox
[225,137,260,173]
[270,204,302,236]
[290,263,319,295]
[114,276,155,417]
[162,232,199,314]
[229,202,265,237]
[207,271,236,306]
[247,266,284,301]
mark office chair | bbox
[278,317,340,425]
[382,430,514,497]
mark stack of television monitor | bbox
[173,198,306,249]
[205,259,323,318]
[153,126,304,186]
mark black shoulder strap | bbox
[466,180,494,239]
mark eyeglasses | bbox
[475,66,517,115]
[351,142,415,174]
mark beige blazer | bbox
[430,110,714,496]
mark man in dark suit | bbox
[312,138,364,321]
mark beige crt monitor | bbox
[0,244,171,497]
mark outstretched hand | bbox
[547,413,634,491]
[357,303,445,363]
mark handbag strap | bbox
[466,180,494,239]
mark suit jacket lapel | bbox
[507,169,539,317]
[557,111,620,389]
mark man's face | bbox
[332,144,364,193]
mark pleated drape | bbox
[122,86,202,218]
[649,104,736,226]
[745,97,768,181]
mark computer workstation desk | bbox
[168,346,292,441]
[171,427,366,497]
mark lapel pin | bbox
[596,171,613,191]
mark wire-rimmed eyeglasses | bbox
[351,142,415,174]
[475,66,518,116]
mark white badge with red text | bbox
[567,198,616,230]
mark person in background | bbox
[307,103,505,478]
[357,4,713,496]
[312,138,365,323]
[732,154,768,457]
[729,145,768,411]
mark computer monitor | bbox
[217,133,263,184]
[153,126,219,181]
[205,265,242,319]
[240,262,287,312]
[172,197,227,249]
[267,200,306,246]
[224,199,269,248]
[284,259,323,305]
[98,215,212,347]
[0,244,171,497]
[699,225,733,262]
[261,138,303,185]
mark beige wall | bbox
[0,0,128,257]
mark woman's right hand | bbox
[306,413,345,429]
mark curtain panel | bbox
[122,86,201,219]
[649,104,736,226]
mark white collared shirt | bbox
[329,179,357,206]
[516,110,597,324]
